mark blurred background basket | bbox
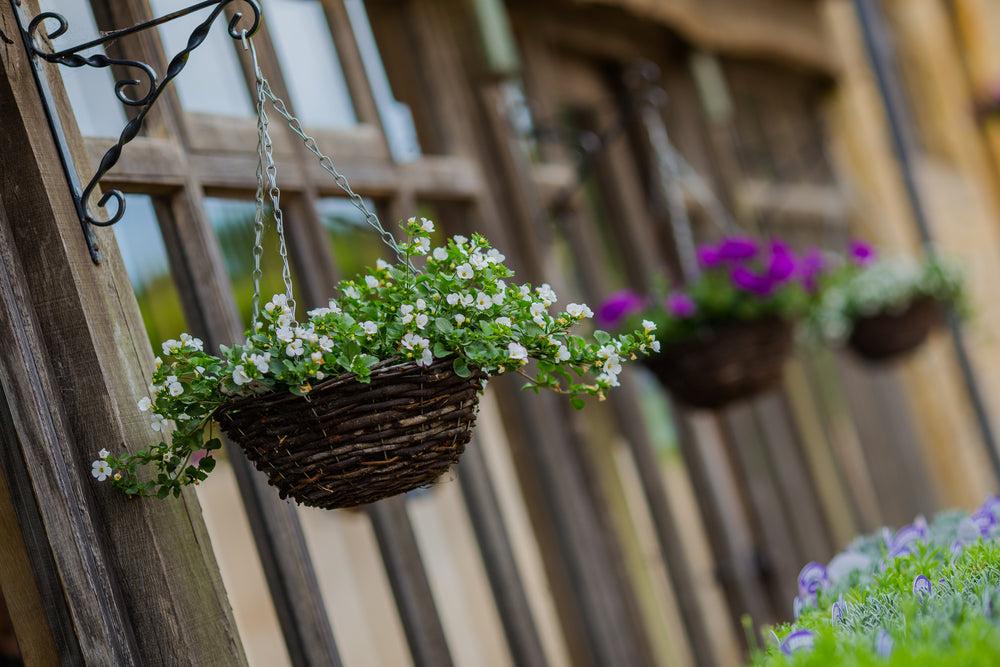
[848,297,945,361]
[644,318,794,409]
[216,356,484,509]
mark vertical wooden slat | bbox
[457,441,550,667]
[0,11,246,659]
[368,498,455,667]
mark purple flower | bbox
[913,574,932,598]
[798,562,828,599]
[596,290,645,329]
[798,248,827,293]
[875,629,894,658]
[731,265,774,296]
[766,240,796,282]
[779,629,815,656]
[849,239,877,266]
[697,244,722,268]
[717,237,759,261]
[666,292,696,318]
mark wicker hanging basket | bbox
[847,296,944,361]
[643,318,794,409]
[215,356,485,509]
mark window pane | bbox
[344,0,421,160]
[317,197,386,277]
[149,0,255,117]
[113,195,189,349]
[204,197,296,327]
[264,0,357,128]
[37,0,128,137]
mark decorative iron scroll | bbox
[8,0,261,262]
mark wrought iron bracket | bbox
[7,0,261,263]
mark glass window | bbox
[113,194,189,349]
[204,197,298,327]
[149,0,255,117]
[264,0,357,128]
[37,0,128,137]
[344,0,421,161]
[317,197,386,277]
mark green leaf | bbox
[570,397,586,410]
[156,486,170,499]
[433,342,449,358]
[453,357,472,378]
[199,456,216,472]
[536,361,555,373]
[593,330,611,345]
[435,317,454,334]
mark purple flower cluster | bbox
[698,236,826,297]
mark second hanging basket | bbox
[644,317,794,409]
[847,296,945,361]
[216,356,485,509]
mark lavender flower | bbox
[717,236,759,261]
[697,244,722,268]
[731,265,774,296]
[849,239,877,266]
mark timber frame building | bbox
[2,0,999,665]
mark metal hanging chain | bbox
[248,32,295,323]
[242,39,408,273]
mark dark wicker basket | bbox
[644,318,794,409]
[848,296,944,361]
[215,356,484,509]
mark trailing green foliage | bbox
[750,499,1000,666]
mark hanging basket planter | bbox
[215,356,485,509]
[643,318,794,409]
[847,296,945,362]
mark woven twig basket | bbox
[848,296,944,361]
[215,356,485,509]
[644,318,794,409]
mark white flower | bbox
[417,348,434,367]
[597,372,621,388]
[92,460,112,481]
[454,235,468,245]
[250,353,270,374]
[98,448,110,459]
[271,294,288,307]
[276,326,295,343]
[161,339,179,355]
[495,279,507,292]
[402,333,429,351]
[470,252,487,269]
[475,292,493,310]
[650,340,661,352]
[530,302,548,325]
[433,247,449,261]
[328,299,342,313]
[416,298,426,310]
[495,316,512,328]
[344,286,361,299]
[456,263,474,280]
[315,371,326,381]
[556,345,570,361]
[414,237,430,255]
[597,344,617,359]
[365,275,380,288]
[286,339,304,357]
[166,375,178,385]
[566,303,593,319]
[295,326,317,342]
[605,356,623,376]
[455,313,466,325]
[536,284,558,306]
[447,293,461,306]
[421,218,435,232]
[180,333,204,351]
[168,382,183,397]
[519,285,531,297]
[642,319,656,333]
[311,351,323,363]
[154,356,162,369]
[150,413,167,432]
[195,366,205,375]
[487,248,505,264]
[137,396,152,412]
[492,292,505,306]
[361,321,378,335]
[233,365,252,386]
[461,294,474,307]
[377,258,390,270]
[415,313,429,329]
[400,304,414,316]
[508,342,528,362]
